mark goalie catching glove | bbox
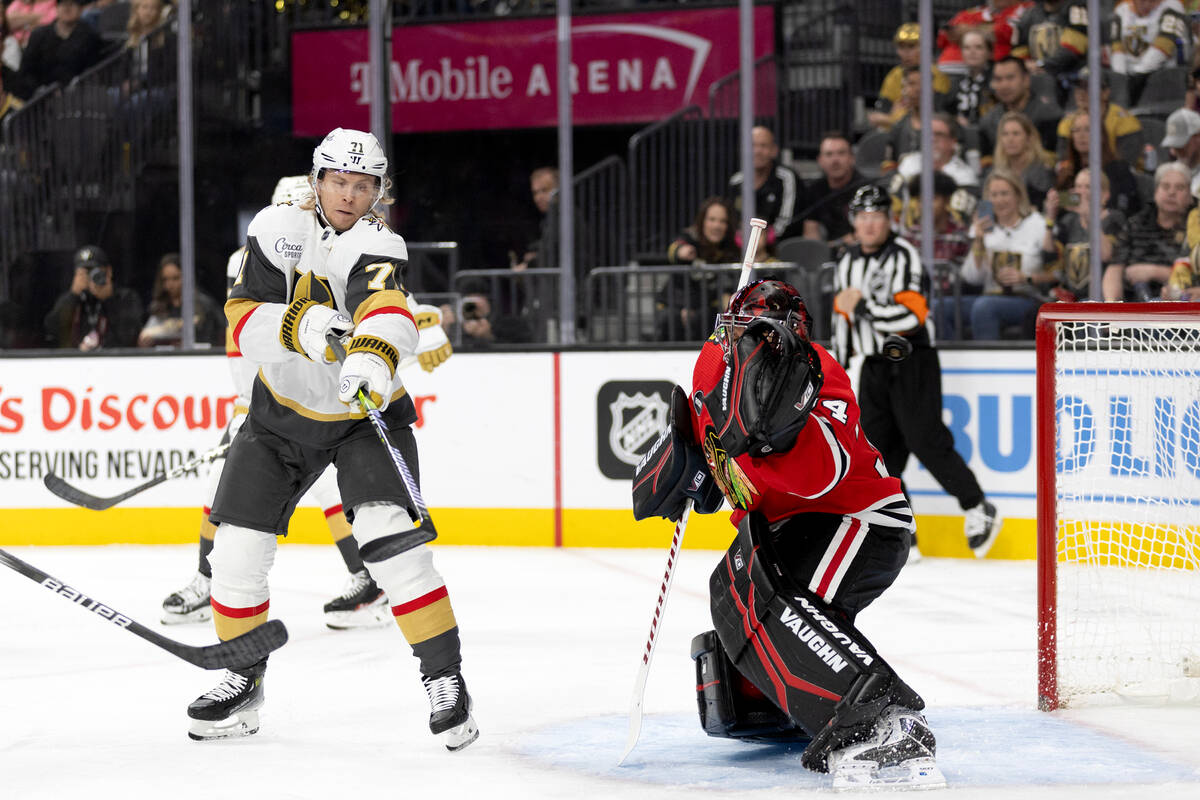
[338,334,400,412]
[632,384,724,521]
[412,303,453,373]
[281,300,352,364]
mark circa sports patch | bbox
[596,380,675,480]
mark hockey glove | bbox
[413,304,453,373]
[632,385,724,522]
[283,300,352,364]
[338,347,394,413]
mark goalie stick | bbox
[42,442,231,511]
[0,548,288,670]
[619,217,768,765]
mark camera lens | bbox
[462,301,477,314]
[89,267,108,287]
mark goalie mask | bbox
[715,278,814,353]
[706,280,823,458]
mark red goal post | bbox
[1036,302,1200,711]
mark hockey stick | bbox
[42,442,231,511]
[328,335,438,547]
[0,548,287,670]
[619,217,768,765]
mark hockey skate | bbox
[187,660,266,741]
[422,672,479,752]
[162,572,212,625]
[827,705,945,792]
[323,569,391,630]
[964,500,1001,558]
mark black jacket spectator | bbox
[44,245,145,350]
[13,2,101,100]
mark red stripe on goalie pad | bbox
[212,598,270,618]
[391,585,448,616]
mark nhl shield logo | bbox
[597,380,675,480]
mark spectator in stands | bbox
[937,1,1032,76]
[44,244,144,350]
[867,23,951,130]
[1162,107,1200,192]
[791,130,868,249]
[657,196,739,341]
[2,11,23,74]
[979,56,1061,160]
[900,172,975,322]
[1013,1,1088,84]
[1043,168,1125,301]
[1106,161,1193,300]
[13,0,102,101]
[1055,71,1144,167]
[895,113,980,191]
[1056,111,1143,216]
[4,0,56,49]
[950,28,996,128]
[136,252,224,348]
[1111,0,1191,106]
[881,67,925,171]
[955,170,1051,340]
[726,126,800,245]
[512,165,557,272]
[440,288,533,351]
[125,0,169,50]
[987,111,1056,207]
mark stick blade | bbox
[189,620,290,670]
[618,694,644,766]
[43,472,116,511]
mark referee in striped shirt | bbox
[832,184,1000,559]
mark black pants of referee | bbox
[857,347,983,511]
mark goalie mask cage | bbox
[1036,303,1200,711]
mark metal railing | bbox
[1,22,178,296]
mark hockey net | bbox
[1036,303,1200,710]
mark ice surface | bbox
[1,545,1197,799]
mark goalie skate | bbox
[162,572,212,625]
[323,569,391,630]
[828,705,946,792]
[423,672,479,752]
[187,661,266,741]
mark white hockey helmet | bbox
[311,127,388,182]
[271,174,311,205]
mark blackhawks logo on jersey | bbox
[702,428,758,510]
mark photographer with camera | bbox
[440,286,532,351]
[44,245,144,350]
[833,184,1001,560]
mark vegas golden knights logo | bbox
[1064,244,1090,292]
[1029,22,1063,62]
[990,250,1021,277]
[291,270,335,308]
[1123,24,1149,58]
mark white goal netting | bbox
[1051,318,1200,707]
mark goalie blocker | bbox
[632,385,724,522]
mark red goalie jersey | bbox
[690,337,906,528]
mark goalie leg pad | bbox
[691,630,811,743]
[708,512,923,771]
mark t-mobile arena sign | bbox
[291,7,774,135]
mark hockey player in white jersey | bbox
[161,175,427,630]
[186,129,476,751]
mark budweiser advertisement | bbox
[291,7,774,136]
